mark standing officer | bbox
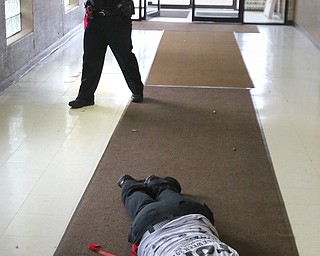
[69,0,144,109]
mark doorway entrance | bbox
[135,0,287,24]
[192,0,244,22]
[144,0,243,22]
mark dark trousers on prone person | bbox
[70,15,144,108]
[120,178,215,245]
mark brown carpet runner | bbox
[54,86,299,256]
[146,31,254,88]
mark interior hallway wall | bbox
[294,0,320,48]
[0,0,85,92]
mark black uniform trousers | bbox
[77,15,144,101]
[120,178,215,245]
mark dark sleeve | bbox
[91,0,119,9]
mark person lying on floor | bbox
[118,174,239,256]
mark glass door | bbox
[192,0,245,22]
[132,0,146,20]
[243,0,286,24]
[160,0,191,8]
[134,0,287,23]
[145,0,161,18]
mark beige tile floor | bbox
[0,25,319,256]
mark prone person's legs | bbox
[120,175,215,244]
[120,179,154,220]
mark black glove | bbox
[84,1,95,19]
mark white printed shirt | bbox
[138,214,239,256]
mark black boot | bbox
[144,175,182,194]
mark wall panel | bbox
[295,0,320,48]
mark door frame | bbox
[136,0,289,24]
[191,0,245,23]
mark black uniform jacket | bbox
[91,0,120,9]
